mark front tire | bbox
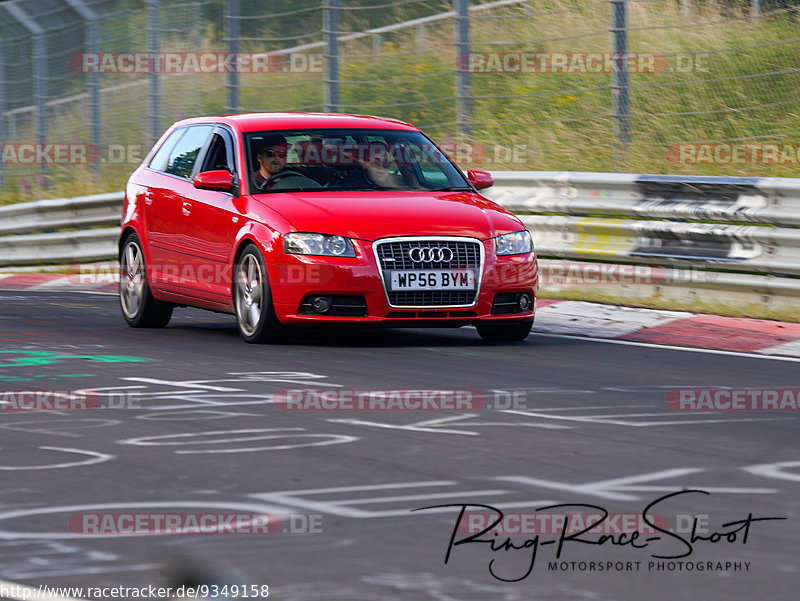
[476,318,533,343]
[119,233,173,328]
[233,244,286,343]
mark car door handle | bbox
[182,202,192,216]
[144,192,154,205]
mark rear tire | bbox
[476,318,533,343]
[119,233,173,328]
[233,243,286,343]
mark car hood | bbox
[255,190,523,241]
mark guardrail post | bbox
[224,0,239,113]
[324,0,340,112]
[416,23,425,51]
[611,0,630,167]
[2,3,47,176]
[680,0,690,20]
[0,33,5,167]
[455,0,472,138]
[145,0,162,146]
[64,0,101,172]
[33,35,47,164]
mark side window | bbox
[165,125,213,179]
[200,133,232,173]
[148,128,185,172]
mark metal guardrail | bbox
[0,192,121,266]
[488,172,800,225]
[486,172,800,289]
[1,172,799,297]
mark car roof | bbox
[173,112,418,133]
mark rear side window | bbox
[148,128,184,172]
[165,125,213,179]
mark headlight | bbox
[284,232,356,257]
[495,230,533,256]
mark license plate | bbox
[387,269,476,291]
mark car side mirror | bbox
[467,169,494,190]
[194,170,234,192]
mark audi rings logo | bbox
[408,247,454,263]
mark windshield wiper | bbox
[429,186,473,192]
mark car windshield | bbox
[245,128,471,194]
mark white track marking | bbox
[123,378,242,392]
[118,428,358,454]
[0,419,121,438]
[502,408,785,428]
[503,404,650,412]
[327,413,571,436]
[534,332,800,363]
[495,469,778,501]
[334,490,509,505]
[83,385,146,392]
[743,461,800,482]
[606,417,785,427]
[249,482,555,518]
[119,427,304,446]
[174,434,358,454]
[0,447,113,471]
[265,481,458,495]
[136,409,261,420]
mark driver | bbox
[253,134,321,191]
[253,134,288,190]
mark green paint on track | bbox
[0,350,151,368]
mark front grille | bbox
[377,239,481,271]
[375,238,483,308]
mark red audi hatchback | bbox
[119,113,538,343]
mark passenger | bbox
[359,142,405,190]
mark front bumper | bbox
[268,237,538,326]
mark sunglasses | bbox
[260,147,287,158]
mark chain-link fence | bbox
[1,0,798,202]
